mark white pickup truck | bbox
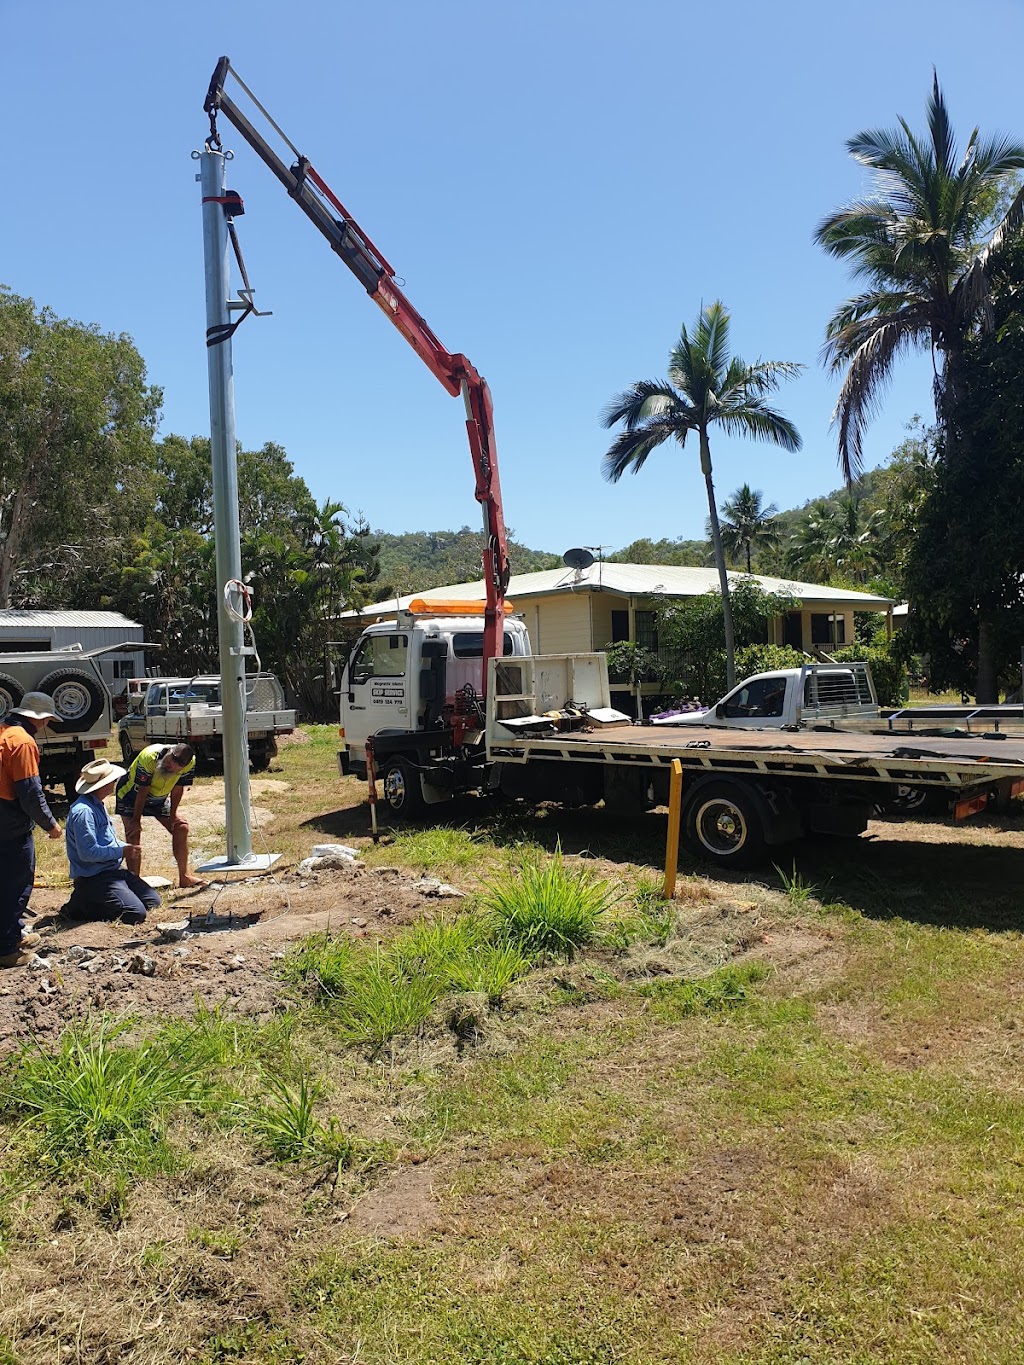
[118,673,296,770]
[654,663,879,730]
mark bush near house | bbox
[832,643,906,707]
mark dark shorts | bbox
[116,793,172,820]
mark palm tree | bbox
[817,76,1024,698]
[715,484,779,573]
[601,302,801,689]
[785,495,882,584]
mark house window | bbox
[610,610,629,643]
[635,610,659,651]
[811,613,846,646]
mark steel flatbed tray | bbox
[489,722,1024,791]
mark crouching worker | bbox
[115,743,204,889]
[63,760,161,925]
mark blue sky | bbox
[4,0,1023,555]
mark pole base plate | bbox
[194,852,281,874]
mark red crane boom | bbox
[203,57,511,678]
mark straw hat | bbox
[13,691,59,721]
[76,759,127,796]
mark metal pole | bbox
[200,148,252,865]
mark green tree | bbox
[785,494,881,584]
[714,484,779,573]
[0,288,161,606]
[656,578,800,703]
[816,75,1024,698]
[901,241,1024,697]
[605,536,709,566]
[372,526,559,598]
[601,302,802,689]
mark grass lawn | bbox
[4,726,1024,1363]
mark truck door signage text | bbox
[372,684,406,706]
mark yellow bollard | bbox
[663,759,683,899]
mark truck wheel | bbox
[120,732,137,765]
[0,673,24,724]
[250,744,272,772]
[683,780,766,870]
[38,668,106,733]
[382,759,426,816]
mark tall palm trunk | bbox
[700,428,736,690]
[939,341,999,700]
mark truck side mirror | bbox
[419,669,438,702]
[715,703,726,718]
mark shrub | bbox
[447,941,533,1004]
[333,955,445,1051]
[281,932,356,1000]
[733,643,805,679]
[2,1020,209,1176]
[832,643,907,706]
[481,848,620,961]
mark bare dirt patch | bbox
[1,865,463,1049]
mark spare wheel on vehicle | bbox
[38,668,107,732]
[0,673,25,724]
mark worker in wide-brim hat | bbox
[0,692,62,968]
[61,759,162,926]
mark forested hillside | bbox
[371,528,560,598]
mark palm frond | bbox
[978,182,1024,271]
[926,71,956,182]
[684,301,728,384]
[600,417,687,483]
[600,380,681,432]
[950,257,994,332]
[831,314,928,481]
[723,358,804,398]
[719,405,802,453]
[823,299,931,374]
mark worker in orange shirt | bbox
[0,692,62,967]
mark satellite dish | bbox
[563,547,595,571]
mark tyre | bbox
[37,668,106,732]
[381,758,426,816]
[875,784,947,817]
[0,672,24,724]
[682,779,767,869]
[250,744,272,772]
[120,731,137,765]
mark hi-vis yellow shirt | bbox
[116,745,195,803]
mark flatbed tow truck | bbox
[204,60,1024,869]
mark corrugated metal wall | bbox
[0,618,144,692]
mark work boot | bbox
[19,932,42,950]
[0,949,36,968]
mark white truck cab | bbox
[661,663,879,730]
[339,601,531,805]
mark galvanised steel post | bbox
[199,148,252,865]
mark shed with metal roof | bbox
[0,610,145,693]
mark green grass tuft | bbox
[637,961,771,1019]
[481,847,620,961]
[1,1020,210,1176]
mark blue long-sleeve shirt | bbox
[65,793,126,880]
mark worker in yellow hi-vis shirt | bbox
[115,743,205,888]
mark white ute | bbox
[657,663,879,730]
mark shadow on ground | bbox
[305,794,1024,936]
